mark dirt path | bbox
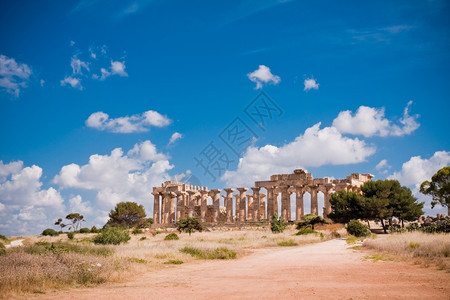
[24,239,449,300]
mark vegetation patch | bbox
[278,240,298,247]
[93,227,130,245]
[346,235,361,245]
[128,257,147,264]
[347,220,370,237]
[41,228,59,236]
[132,228,144,235]
[139,236,147,241]
[164,260,184,265]
[270,213,287,233]
[180,246,236,260]
[164,233,179,240]
[0,234,8,242]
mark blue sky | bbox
[1,0,449,236]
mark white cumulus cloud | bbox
[169,132,183,145]
[99,60,128,80]
[247,65,281,89]
[332,101,420,137]
[0,54,32,97]
[221,123,375,187]
[60,76,83,90]
[388,151,450,214]
[304,78,319,91]
[53,140,173,214]
[86,110,171,133]
[0,160,65,236]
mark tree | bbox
[420,166,450,209]
[106,202,147,228]
[391,186,423,227]
[361,179,422,233]
[270,213,287,233]
[176,217,204,235]
[328,191,366,224]
[296,214,325,230]
[54,213,85,231]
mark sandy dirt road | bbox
[24,239,449,300]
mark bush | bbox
[164,259,183,264]
[67,232,75,240]
[0,234,8,242]
[331,231,341,238]
[176,217,204,235]
[421,219,450,233]
[180,246,205,259]
[388,225,406,233]
[93,227,130,245]
[152,231,162,236]
[278,240,298,247]
[208,247,236,259]
[42,228,59,236]
[164,233,179,240]
[139,236,147,241]
[79,227,90,234]
[0,243,6,256]
[296,228,318,235]
[347,220,370,237]
[90,226,99,233]
[132,228,143,235]
[406,223,420,232]
[270,213,287,233]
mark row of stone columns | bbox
[153,185,337,224]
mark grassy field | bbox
[0,224,345,297]
[363,231,450,270]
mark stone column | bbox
[266,187,274,220]
[323,186,334,217]
[200,190,209,222]
[162,192,171,224]
[176,192,186,221]
[187,191,197,217]
[273,190,279,218]
[251,187,260,221]
[152,192,160,224]
[169,192,176,223]
[295,187,304,221]
[224,188,235,223]
[259,193,266,220]
[247,194,254,221]
[210,189,221,223]
[234,193,240,221]
[311,187,318,215]
[280,185,289,221]
[237,188,248,222]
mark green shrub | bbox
[421,219,450,233]
[0,234,8,242]
[180,246,205,259]
[270,213,287,233]
[179,247,236,260]
[164,233,179,240]
[278,240,298,247]
[0,243,6,256]
[176,217,204,235]
[164,260,183,264]
[388,225,405,233]
[90,226,99,233]
[67,232,75,240]
[347,220,370,237]
[152,231,162,236]
[406,223,420,232]
[24,241,114,256]
[79,227,90,234]
[208,247,236,259]
[331,231,341,238]
[296,228,318,235]
[132,228,144,235]
[42,228,59,236]
[139,236,147,241]
[93,227,130,245]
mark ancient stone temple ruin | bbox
[152,169,373,225]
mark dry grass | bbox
[363,232,450,270]
[0,226,341,297]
